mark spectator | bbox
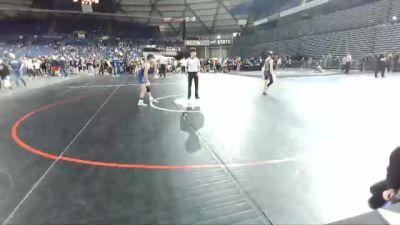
[9,54,26,87]
[277,57,282,70]
[375,54,386,78]
[345,54,352,74]
[307,57,313,69]
[180,57,187,74]
[369,147,400,209]
[0,59,10,90]
[301,57,306,69]
[59,57,68,78]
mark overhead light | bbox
[217,35,221,39]
[393,16,398,21]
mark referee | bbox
[187,48,201,100]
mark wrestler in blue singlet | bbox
[137,67,146,84]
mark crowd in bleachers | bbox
[0,39,184,90]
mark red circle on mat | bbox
[11,96,299,170]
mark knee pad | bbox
[146,86,150,92]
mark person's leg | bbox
[64,67,69,77]
[194,74,199,99]
[382,67,386,78]
[13,71,19,87]
[375,68,379,78]
[138,84,148,106]
[188,72,194,99]
[161,64,165,78]
[20,70,27,86]
[262,73,269,95]
[6,75,11,89]
[369,180,388,209]
[146,85,158,105]
[267,72,274,87]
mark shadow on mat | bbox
[180,107,204,153]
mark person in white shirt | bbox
[160,56,168,78]
[23,58,34,79]
[277,57,282,70]
[186,48,201,100]
[33,59,42,77]
[345,54,352,74]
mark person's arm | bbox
[197,59,200,77]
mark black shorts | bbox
[264,71,273,80]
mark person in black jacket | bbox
[0,59,10,90]
[368,147,400,209]
[375,54,386,78]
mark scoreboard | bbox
[73,0,99,5]
[73,0,99,13]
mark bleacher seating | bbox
[233,0,394,59]
[374,23,400,53]
[311,0,388,34]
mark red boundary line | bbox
[11,96,299,170]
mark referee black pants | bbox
[188,72,199,99]
[375,65,386,78]
[345,62,350,74]
[160,64,166,78]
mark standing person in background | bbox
[9,54,26,87]
[394,54,399,72]
[262,51,275,96]
[375,54,386,78]
[180,57,187,74]
[345,54,352,74]
[87,58,94,76]
[51,56,60,76]
[276,57,282,70]
[236,58,241,72]
[40,58,47,76]
[24,58,34,79]
[308,57,313,70]
[159,56,168,78]
[173,59,178,73]
[59,56,68,78]
[186,48,201,103]
[0,59,10,90]
[387,54,392,72]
